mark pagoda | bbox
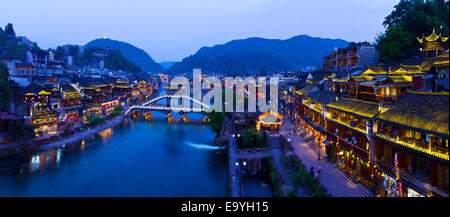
[417,28,448,59]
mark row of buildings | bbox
[0,72,159,143]
[281,30,449,197]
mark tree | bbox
[240,128,266,148]
[376,26,415,62]
[383,0,449,37]
[0,65,13,111]
[4,23,15,36]
[55,46,66,58]
[104,49,141,72]
[206,111,225,137]
[68,45,79,56]
[377,0,449,62]
[12,122,35,142]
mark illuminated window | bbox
[406,130,414,138]
[415,132,421,140]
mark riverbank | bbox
[0,111,126,159]
[39,114,124,151]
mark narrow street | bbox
[281,118,373,197]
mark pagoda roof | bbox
[38,90,51,95]
[417,28,449,44]
[361,65,425,76]
[257,110,283,124]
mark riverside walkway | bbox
[39,114,124,150]
[281,118,373,197]
[226,119,242,197]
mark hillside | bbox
[159,61,177,70]
[85,38,164,73]
[168,35,349,74]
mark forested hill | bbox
[86,38,164,73]
[168,35,349,74]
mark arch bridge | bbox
[124,95,211,117]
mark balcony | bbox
[375,133,449,161]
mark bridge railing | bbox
[237,147,271,155]
[125,95,211,116]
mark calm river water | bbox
[0,117,230,196]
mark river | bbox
[0,118,229,196]
[0,87,273,197]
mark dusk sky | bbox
[0,0,399,62]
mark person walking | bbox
[310,167,315,176]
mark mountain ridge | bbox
[168,34,350,74]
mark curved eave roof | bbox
[417,29,449,43]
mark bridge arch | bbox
[125,95,210,116]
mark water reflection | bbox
[0,120,228,196]
[99,128,113,141]
[28,148,64,173]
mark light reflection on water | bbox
[0,120,229,196]
[0,108,271,196]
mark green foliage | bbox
[75,46,141,72]
[87,116,105,126]
[268,158,284,197]
[206,111,225,137]
[107,105,123,119]
[0,25,28,59]
[55,45,79,59]
[383,0,449,37]
[12,122,35,141]
[4,23,15,36]
[0,65,13,111]
[288,156,328,197]
[376,27,415,62]
[85,38,164,72]
[240,128,266,148]
[104,50,141,72]
[286,189,297,197]
[377,0,449,62]
[326,142,337,163]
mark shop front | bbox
[101,100,119,116]
[32,114,58,135]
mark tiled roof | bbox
[326,98,379,119]
[294,84,315,95]
[307,88,336,105]
[375,91,449,137]
[60,83,79,93]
